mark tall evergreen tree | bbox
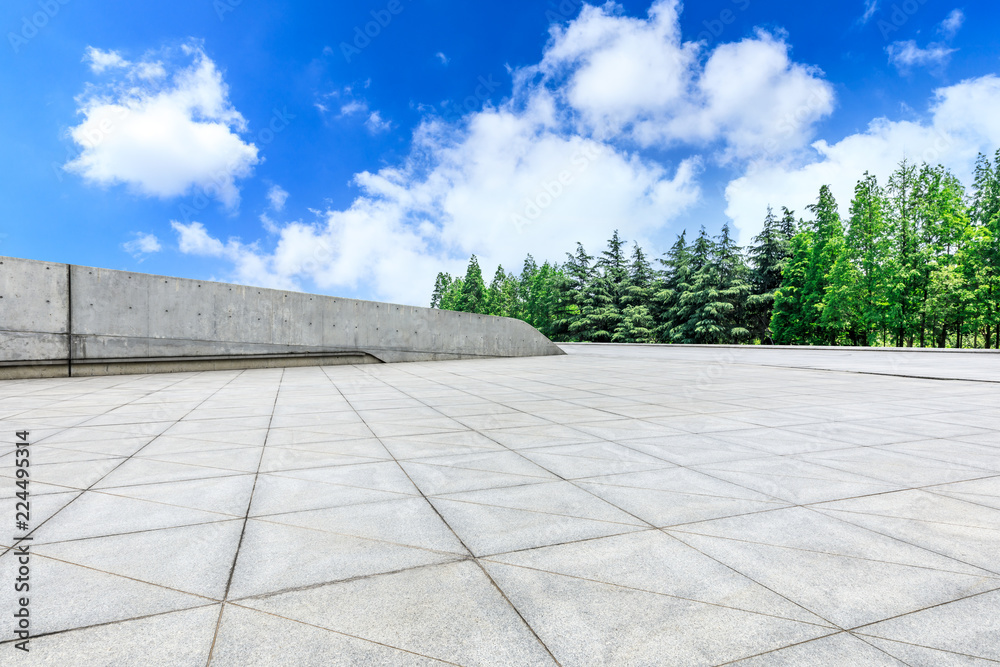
[771,230,814,344]
[824,173,888,345]
[651,231,692,342]
[457,255,487,314]
[802,185,844,344]
[747,206,794,342]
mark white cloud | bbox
[337,98,393,134]
[175,0,837,305]
[725,75,1000,244]
[531,1,834,161]
[860,0,878,25]
[84,46,129,73]
[365,111,392,133]
[939,9,964,38]
[122,232,162,257]
[65,43,259,208]
[267,185,289,211]
[171,221,298,289]
[886,40,956,72]
[435,52,449,65]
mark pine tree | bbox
[771,230,814,344]
[885,159,922,346]
[802,185,844,344]
[969,151,1000,348]
[457,255,487,314]
[651,231,691,342]
[430,272,452,309]
[747,206,794,343]
[823,173,888,345]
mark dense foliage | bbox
[431,153,1000,348]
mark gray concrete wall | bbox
[0,256,563,378]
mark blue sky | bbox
[2,0,998,305]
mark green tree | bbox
[457,255,487,314]
[823,173,888,345]
[771,230,814,344]
[802,185,844,344]
[747,206,795,343]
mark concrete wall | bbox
[0,256,563,378]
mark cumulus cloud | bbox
[725,75,1000,244]
[122,232,162,257]
[532,1,834,161]
[267,185,289,211]
[887,40,956,72]
[65,43,259,208]
[177,0,835,304]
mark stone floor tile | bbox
[237,560,558,666]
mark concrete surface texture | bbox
[1,345,999,665]
[0,256,563,378]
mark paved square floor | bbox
[1,345,999,665]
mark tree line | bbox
[430,152,1000,348]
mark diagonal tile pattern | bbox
[1,345,999,664]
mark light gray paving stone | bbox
[31,490,235,543]
[476,424,601,449]
[92,458,246,489]
[710,427,855,455]
[210,604,452,666]
[428,495,645,556]
[2,458,123,490]
[726,632,908,666]
[615,433,769,466]
[484,530,831,625]
[400,461,557,496]
[855,589,1000,661]
[238,560,558,666]
[693,457,902,504]
[879,440,1000,473]
[0,604,220,667]
[794,448,994,486]
[267,460,420,494]
[136,446,266,473]
[815,489,1000,530]
[257,497,468,554]
[667,530,999,629]
[861,635,1000,666]
[481,560,835,666]
[256,447,385,473]
[37,519,245,598]
[435,481,648,525]
[91,474,256,517]
[576,480,788,527]
[582,466,782,501]
[227,519,459,598]
[816,508,1000,576]
[669,506,996,576]
[248,473,415,517]
[406,450,558,479]
[0,554,209,640]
